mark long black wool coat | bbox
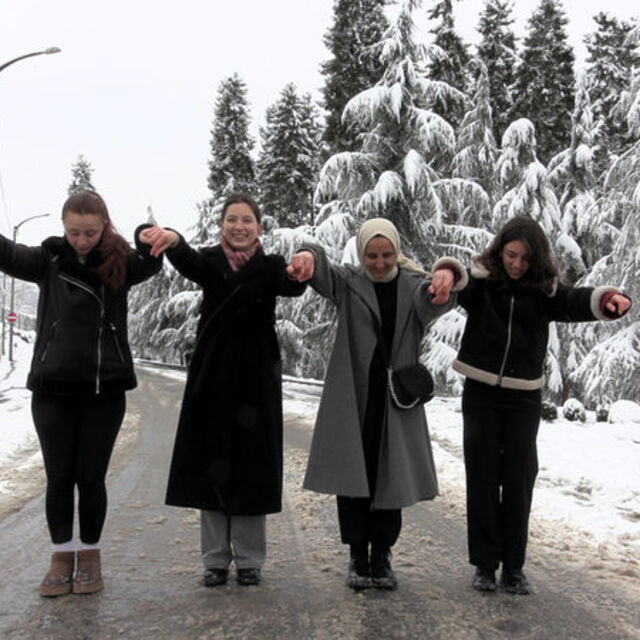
[164,238,305,515]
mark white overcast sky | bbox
[0,0,638,246]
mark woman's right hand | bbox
[139,226,179,257]
[287,251,315,282]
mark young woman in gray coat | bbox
[288,218,467,589]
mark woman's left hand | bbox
[429,268,454,304]
[607,294,632,316]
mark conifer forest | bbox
[126,0,640,409]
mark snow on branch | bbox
[342,85,404,127]
[357,171,405,216]
[409,107,455,158]
[315,152,378,203]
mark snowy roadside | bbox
[1,354,639,592]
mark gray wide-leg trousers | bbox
[200,510,266,570]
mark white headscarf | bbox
[356,218,427,282]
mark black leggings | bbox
[32,392,126,544]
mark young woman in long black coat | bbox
[141,193,305,587]
[0,190,162,597]
[453,216,632,595]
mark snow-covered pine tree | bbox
[257,84,322,227]
[493,118,562,237]
[563,25,640,406]
[547,73,598,280]
[509,0,575,165]
[451,57,498,218]
[424,0,471,130]
[584,12,640,183]
[207,73,257,199]
[68,154,96,194]
[320,0,389,155]
[128,74,260,365]
[475,0,518,143]
[315,0,475,266]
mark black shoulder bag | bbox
[367,308,434,410]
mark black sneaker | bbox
[370,551,397,590]
[500,568,530,595]
[203,567,228,587]
[346,558,371,590]
[472,568,497,592]
[237,567,261,586]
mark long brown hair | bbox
[62,190,132,292]
[477,216,562,295]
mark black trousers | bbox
[336,355,401,553]
[462,379,541,572]
[337,496,401,552]
[32,392,126,544]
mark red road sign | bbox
[7,312,17,323]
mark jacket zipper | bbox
[497,295,515,384]
[58,274,105,394]
[40,320,58,362]
[109,322,125,362]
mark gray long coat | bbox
[302,244,462,509]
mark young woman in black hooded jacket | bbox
[0,190,162,597]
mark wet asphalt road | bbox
[0,366,638,639]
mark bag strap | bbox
[190,283,243,354]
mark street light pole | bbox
[0,47,60,359]
[0,47,61,75]
[8,213,50,361]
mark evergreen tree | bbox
[425,0,470,129]
[257,83,322,226]
[584,12,640,181]
[493,118,562,236]
[315,0,482,264]
[475,0,518,142]
[451,57,499,217]
[320,0,389,154]
[68,154,96,194]
[548,74,598,277]
[509,0,575,164]
[207,73,256,199]
[560,26,640,406]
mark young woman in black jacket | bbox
[0,190,162,597]
[453,216,631,595]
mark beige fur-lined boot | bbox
[72,549,104,594]
[40,551,75,597]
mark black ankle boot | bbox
[472,567,497,592]
[346,544,370,590]
[370,548,397,590]
[500,568,530,595]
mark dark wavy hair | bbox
[477,216,563,295]
[220,192,261,224]
[62,190,132,292]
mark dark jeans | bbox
[32,392,126,544]
[462,379,541,572]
